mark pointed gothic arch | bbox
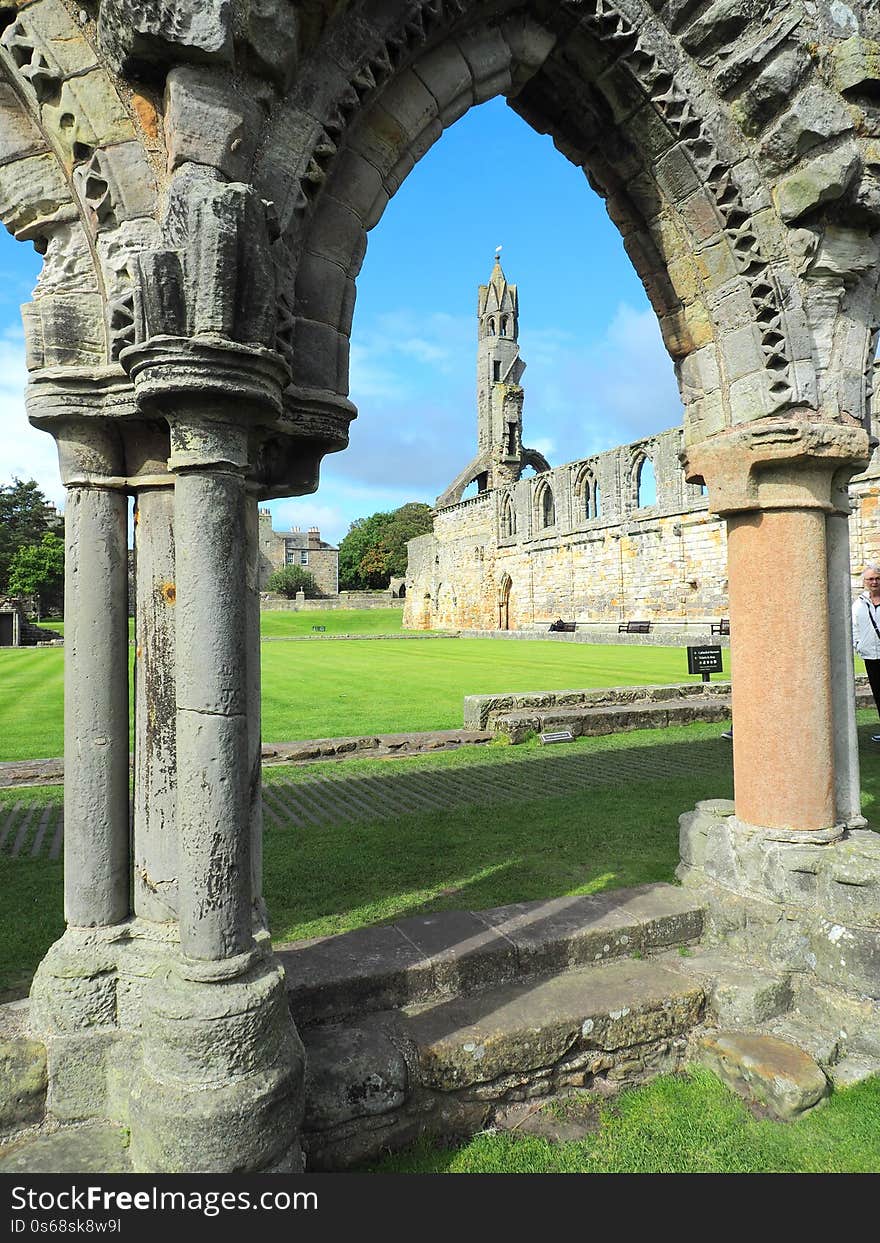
[498,571,513,630]
[500,491,516,539]
[535,478,555,529]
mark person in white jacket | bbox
[852,565,880,742]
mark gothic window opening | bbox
[500,316,508,336]
[493,360,501,381]
[501,493,516,538]
[488,319,495,335]
[506,422,517,456]
[633,454,657,509]
[538,482,555,528]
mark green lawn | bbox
[0,626,727,761]
[366,1067,880,1173]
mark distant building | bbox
[257,510,338,595]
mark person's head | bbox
[863,566,880,592]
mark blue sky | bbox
[0,97,682,542]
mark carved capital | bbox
[682,414,871,515]
[26,366,135,485]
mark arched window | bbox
[633,455,656,509]
[501,493,516,538]
[594,482,601,516]
[500,315,508,337]
[576,469,597,520]
[537,481,555,528]
[487,318,495,336]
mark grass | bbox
[365,1067,880,1173]
[0,625,729,761]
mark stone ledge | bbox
[277,882,705,1026]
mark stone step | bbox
[695,1030,829,1120]
[492,697,731,743]
[277,882,705,1025]
[0,1123,131,1173]
[400,956,705,1095]
[662,948,794,1026]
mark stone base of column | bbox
[28,928,305,1172]
[677,800,880,1004]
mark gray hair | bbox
[863,565,880,581]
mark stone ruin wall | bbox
[406,424,880,632]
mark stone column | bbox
[132,482,178,921]
[827,475,865,827]
[171,418,252,960]
[55,423,131,926]
[122,336,305,1173]
[685,417,870,835]
[245,492,267,934]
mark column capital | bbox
[682,414,870,516]
[26,366,136,485]
[121,334,290,421]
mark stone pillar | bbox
[121,336,305,1173]
[685,417,870,835]
[56,424,131,926]
[827,476,865,827]
[133,483,178,921]
[245,492,267,934]
[172,424,252,960]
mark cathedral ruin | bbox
[406,255,880,633]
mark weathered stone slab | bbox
[0,1039,47,1130]
[664,948,793,1025]
[302,1022,408,1131]
[696,1031,829,1120]
[0,1123,131,1174]
[395,910,517,994]
[405,958,704,1091]
[278,925,434,1023]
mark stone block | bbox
[456,26,512,102]
[238,0,300,88]
[0,151,75,238]
[696,1031,828,1120]
[395,909,518,995]
[290,317,342,391]
[413,42,473,112]
[761,86,854,172]
[278,924,434,1023]
[0,82,45,164]
[294,252,349,328]
[0,1039,47,1131]
[165,66,263,180]
[774,146,861,222]
[302,1022,408,1131]
[98,0,233,76]
[809,918,880,999]
[330,149,384,224]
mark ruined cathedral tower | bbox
[437,254,549,506]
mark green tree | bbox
[338,502,433,590]
[0,478,59,591]
[8,530,65,615]
[267,565,321,598]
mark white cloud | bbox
[0,324,65,510]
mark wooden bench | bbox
[710,619,730,635]
[312,625,327,632]
[618,620,651,634]
[549,621,576,633]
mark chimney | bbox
[308,526,320,548]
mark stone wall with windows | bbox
[405,425,880,633]
[257,510,339,595]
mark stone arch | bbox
[498,570,513,630]
[500,490,516,538]
[573,463,598,521]
[631,450,657,509]
[255,0,829,444]
[535,477,555,529]
[0,5,159,376]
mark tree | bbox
[266,565,321,598]
[0,478,59,592]
[338,502,433,590]
[8,530,65,615]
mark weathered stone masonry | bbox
[2,0,880,1173]
[405,267,880,634]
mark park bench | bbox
[710,619,730,635]
[618,620,651,633]
[549,620,576,632]
[312,625,327,632]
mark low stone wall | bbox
[466,679,875,741]
[261,592,404,611]
[457,625,731,647]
